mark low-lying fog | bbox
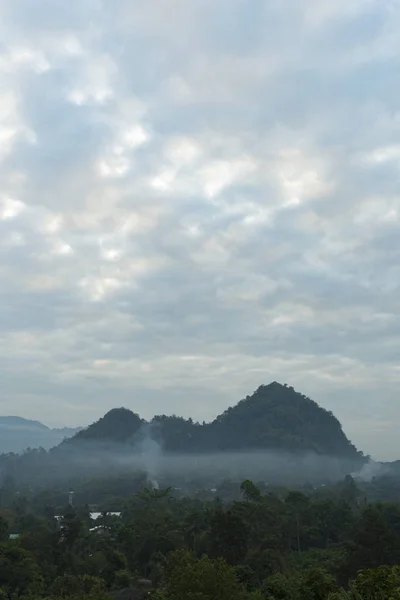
[76,447,379,486]
[2,426,387,488]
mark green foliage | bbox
[159,549,245,600]
[147,383,363,457]
[262,571,302,600]
[114,569,133,588]
[72,408,143,443]
[288,548,347,574]
[209,508,249,565]
[207,383,362,457]
[0,543,43,596]
[3,470,400,600]
[240,480,262,502]
[329,565,400,598]
[38,383,365,458]
[234,565,259,592]
[49,573,107,597]
[351,565,400,599]
[343,506,397,580]
[299,567,337,600]
[0,516,8,542]
[262,567,337,600]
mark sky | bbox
[0,0,399,460]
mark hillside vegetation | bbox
[71,382,362,459]
[0,383,365,487]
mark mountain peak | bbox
[65,382,361,460]
[211,382,355,456]
[72,407,143,443]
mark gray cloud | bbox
[0,0,399,460]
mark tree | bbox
[329,566,400,599]
[351,565,400,599]
[262,572,301,600]
[114,569,134,588]
[209,508,249,565]
[98,547,128,587]
[285,491,310,553]
[0,517,8,542]
[343,506,396,579]
[158,549,245,600]
[235,565,258,592]
[60,512,86,549]
[240,480,262,503]
[340,476,361,508]
[119,489,181,576]
[0,543,43,597]
[50,573,107,597]
[299,566,337,600]
[311,499,354,548]
[20,524,58,585]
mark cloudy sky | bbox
[0,0,399,460]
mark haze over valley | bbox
[0,383,392,492]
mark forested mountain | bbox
[70,408,143,444]
[204,383,359,456]
[69,382,362,459]
[0,383,365,487]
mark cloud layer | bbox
[0,0,399,459]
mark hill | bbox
[0,416,49,430]
[0,416,80,454]
[202,382,359,456]
[0,383,365,487]
[69,382,362,459]
[69,408,143,444]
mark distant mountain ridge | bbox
[0,416,80,454]
[0,416,49,430]
[69,382,363,460]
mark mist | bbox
[1,418,386,493]
[0,417,79,454]
[0,443,371,491]
[99,447,370,487]
[352,459,388,483]
[136,422,162,489]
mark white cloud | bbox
[0,0,398,459]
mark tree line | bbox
[0,476,400,599]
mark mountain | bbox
[0,416,80,454]
[0,383,365,487]
[0,416,48,430]
[202,382,360,456]
[69,382,362,459]
[69,408,143,444]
